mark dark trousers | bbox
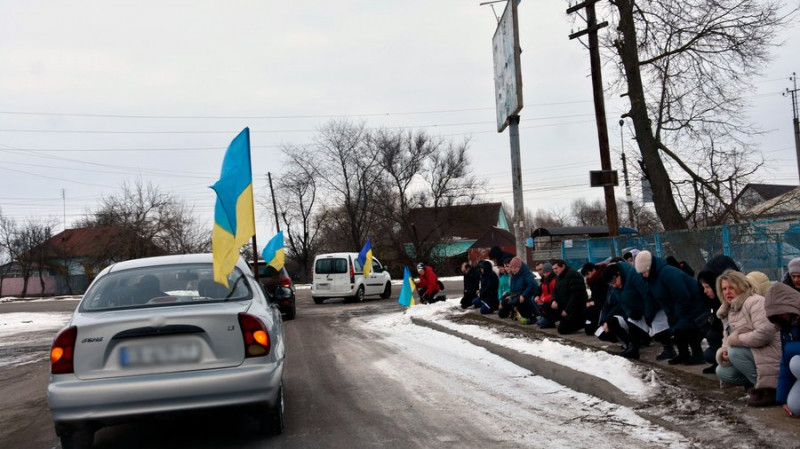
[557,313,585,335]
[584,304,601,335]
[461,292,476,309]
[607,317,650,347]
[498,296,538,320]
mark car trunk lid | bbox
[70,301,252,380]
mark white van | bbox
[311,252,392,304]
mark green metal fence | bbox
[557,219,800,281]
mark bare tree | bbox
[594,0,795,230]
[303,120,383,250]
[0,217,56,297]
[534,208,570,228]
[77,179,207,259]
[373,128,482,266]
[570,198,608,226]
[273,146,325,280]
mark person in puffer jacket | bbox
[764,282,800,417]
[715,269,781,407]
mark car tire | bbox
[258,383,285,435]
[353,286,365,303]
[57,424,94,449]
[284,307,296,320]
[312,296,324,305]
[380,282,391,299]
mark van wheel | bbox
[353,286,365,302]
[312,296,324,305]
[380,283,391,299]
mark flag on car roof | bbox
[357,238,373,277]
[210,127,256,287]
[261,231,285,271]
[398,266,417,307]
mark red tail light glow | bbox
[238,313,271,357]
[51,326,77,374]
[280,277,291,288]
[349,262,355,284]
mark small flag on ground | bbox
[398,266,417,307]
[357,238,373,277]
[261,231,285,271]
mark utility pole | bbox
[619,120,636,228]
[267,172,281,233]
[567,0,620,237]
[784,72,800,182]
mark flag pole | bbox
[252,235,259,282]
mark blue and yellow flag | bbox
[210,128,256,287]
[261,231,285,271]
[398,266,417,307]
[357,238,373,277]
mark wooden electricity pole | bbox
[567,0,620,237]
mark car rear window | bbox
[79,263,253,311]
[315,258,348,274]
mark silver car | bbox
[47,254,286,449]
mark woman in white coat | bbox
[715,269,782,407]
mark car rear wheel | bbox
[312,296,324,304]
[353,286,365,303]
[57,424,94,449]
[258,383,285,435]
[380,282,391,299]
[284,307,296,320]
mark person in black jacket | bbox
[581,262,608,336]
[550,259,587,335]
[460,260,481,309]
[477,260,499,314]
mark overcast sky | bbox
[1,0,798,243]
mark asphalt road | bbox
[1,279,469,449]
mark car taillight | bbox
[238,313,271,358]
[51,326,77,374]
[280,276,291,288]
[350,263,355,284]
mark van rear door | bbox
[314,256,351,295]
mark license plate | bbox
[120,341,201,367]
[317,283,330,290]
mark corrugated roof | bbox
[406,202,507,241]
[743,186,800,218]
[46,227,126,258]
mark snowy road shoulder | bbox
[370,298,657,401]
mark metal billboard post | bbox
[491,0,527,264]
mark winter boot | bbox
[656,345,676,360]
[620,344,640,360]
[746,388,779,407]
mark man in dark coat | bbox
[460,260,481,309]
[581,262,608,336]
[636,251,707,365]
[550,259,587,335]
[600,262,654,359]
[697,255,740,373]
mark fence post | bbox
[654,233,662,258]
[722,225,731,256]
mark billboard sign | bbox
[492,0,523,132]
